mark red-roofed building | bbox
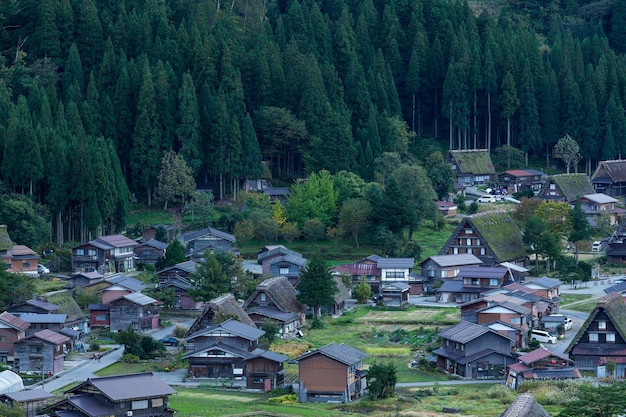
[497,169,545,194]
[505,347,579,389]
[13,329,70,374]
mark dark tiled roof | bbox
[138,239,168,250]
[180,227,236,244]
[87,304,110,311]
[104,275,145,292]
[1,389,54,402]
[16,313,67,324]
[456,266,509,279]
[604,281,626,294]
[251,350,289,363]
[183,341,254,359]
[377,258,415,269]
[71,372,176,401]
[293,343,368,366]
[94,234,139,248]
[246,307,299,323]
[110,292,158,306]
[157,260,198,274]
[525,277,562,289]
[0,311,30,330]
[438,321,493,344]
[67,394,116,416]
[186,318,265,341]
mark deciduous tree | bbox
[156,151,196,210]
[339,198,371,249]
[553,134,581,174]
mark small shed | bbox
[0,388,54,417]
[381,282,411,306]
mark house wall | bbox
[246,357,284,390]
[6,258,38,275]
[478,312,526,329]
[187,334,254,353]
[0,328,22,356]
[109,300,156,332]
[299,355,348,394]
[102,289,132,304]
[135,246,165,265]
[268,262,302,279]
[189,237,232,254]
[14,341,64,374]
[158,269,191,284]
[90,310,110,327]
[25,322,63,336]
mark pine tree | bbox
[297,255,338,318]
[176,72,202,174]
[500,71,520,168]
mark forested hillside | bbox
[0,0,625,247]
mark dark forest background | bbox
[0,0,625,246]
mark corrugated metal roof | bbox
[425,254,483,268]
[0,312,30,330]
[23,329,70,345]
[77,373,176,401]
[95,234,139,248]
[104,275,145,292]
[377,257,414,269]
[3,388,53,401]
[117,292,158,306]
[294,343,368,366]
[16,313,67,324]
[456,266,509,280]
[582,193,618,204]
[438,321,492,343]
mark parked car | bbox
[531,329,557,344]
[37,264,50,274]
[477,196,497,203]
[591,241,603,252]
[159,337,179,346]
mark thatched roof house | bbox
[538,174,594,203]
[500,393,550,417]
[186,293,254,336]
[243,276,307,314]
[448,149,496,186]
[440,210,526,265]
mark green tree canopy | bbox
[286,170,339,227]
[296,255,337,318]
[156,151,196,210]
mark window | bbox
[607,333,616,343]
[470,278,479,286]
[466,238,472,245]
[480,248,486,255]
[260,293,267,302]
[76,249,85,255]
[30,345,42,354]
[279,267,289,275]
[598,321,607,330]
[95,314,108,321]
[22,262,30,268]
[0,335,4,341]
[489,278,499,286]
[589,333,598,342]
[151,398,163,407]
[132,400,148,410]
[386,269,405,279]
[453,247,459,254]
[427,269,435,278]
[550,184,555,190]
[510,317,521,325]
[87,249,96,256]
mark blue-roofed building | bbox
[257,246,307,286]
[178,227,237,259]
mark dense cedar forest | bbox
[0,0,625,246]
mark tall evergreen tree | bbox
[176,71,202,174]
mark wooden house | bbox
[537,173,595,203]
[72,234,139,274]
[420,254,483,292]
[101,275,146,304]
[186,293,255,336]
[134,239,168,266]
[505,348,579,389]
[243,276,306,337]
[39,290,89,337]
[15,313,66,336]
[591,159,626,197]
[244,350,289,390]
[0,388,54,417]
[447,149,496,186]
[497,169,545,194]
[49,372,176,417]
[154,260,200,310]
[178,227,237,259]
[66,271,104,288]
[564,292,626,376]
[257,245,307,285]
[605,221,626,264]
[184,319,265,378]
[439,211,527,266]
[380,282,410,306]
[109,293,160,332]
[436,201,458,218]
[9,299,60,315]
[332,255,417,295]
[579,193,624,227]
[2,244,40,276]
[292,343,368,403]
[476,302,531,348]
[437,266,513,304]
[0,311,30,363]
[433,321,516,378]
[522,277,562,303]
[87,304,110,327]
[13,329,70,375]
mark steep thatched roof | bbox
[449,149,496,175]
[39,290,86,324]
[0,225,13,251]
[243,276,306,313]
[549,174,594,202]
[592,159,626,182]
[464,211,526,262]
[333,276,351,305]
[186,293,254,336]
[499,393,550,417]
[565,292,626,354]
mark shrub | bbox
[89,342,101,352]
[268,394,297,404]
[122,353,140,363]
[302,218,325,241]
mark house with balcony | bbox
[183,318,288,389]
[134,239,168,266]
[0,311,30,364]
[13,329,71,375]
[447,149,496,186]
[109,293,160,332]
[433,321,516,378]
[332,255,417,295]
[420,254,483,292]
[292,343,368,403]
[497,169,545,194]
[439,211,527,267]
[564,292,626,376]
[437,266,513,304]
[48,372,177,417]
[579,193,624,227]
[72,234,139,274]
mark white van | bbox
[592,241,602,252]
[550,315,573,331]
[531,329,557,344]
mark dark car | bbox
[159,337,179,346]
